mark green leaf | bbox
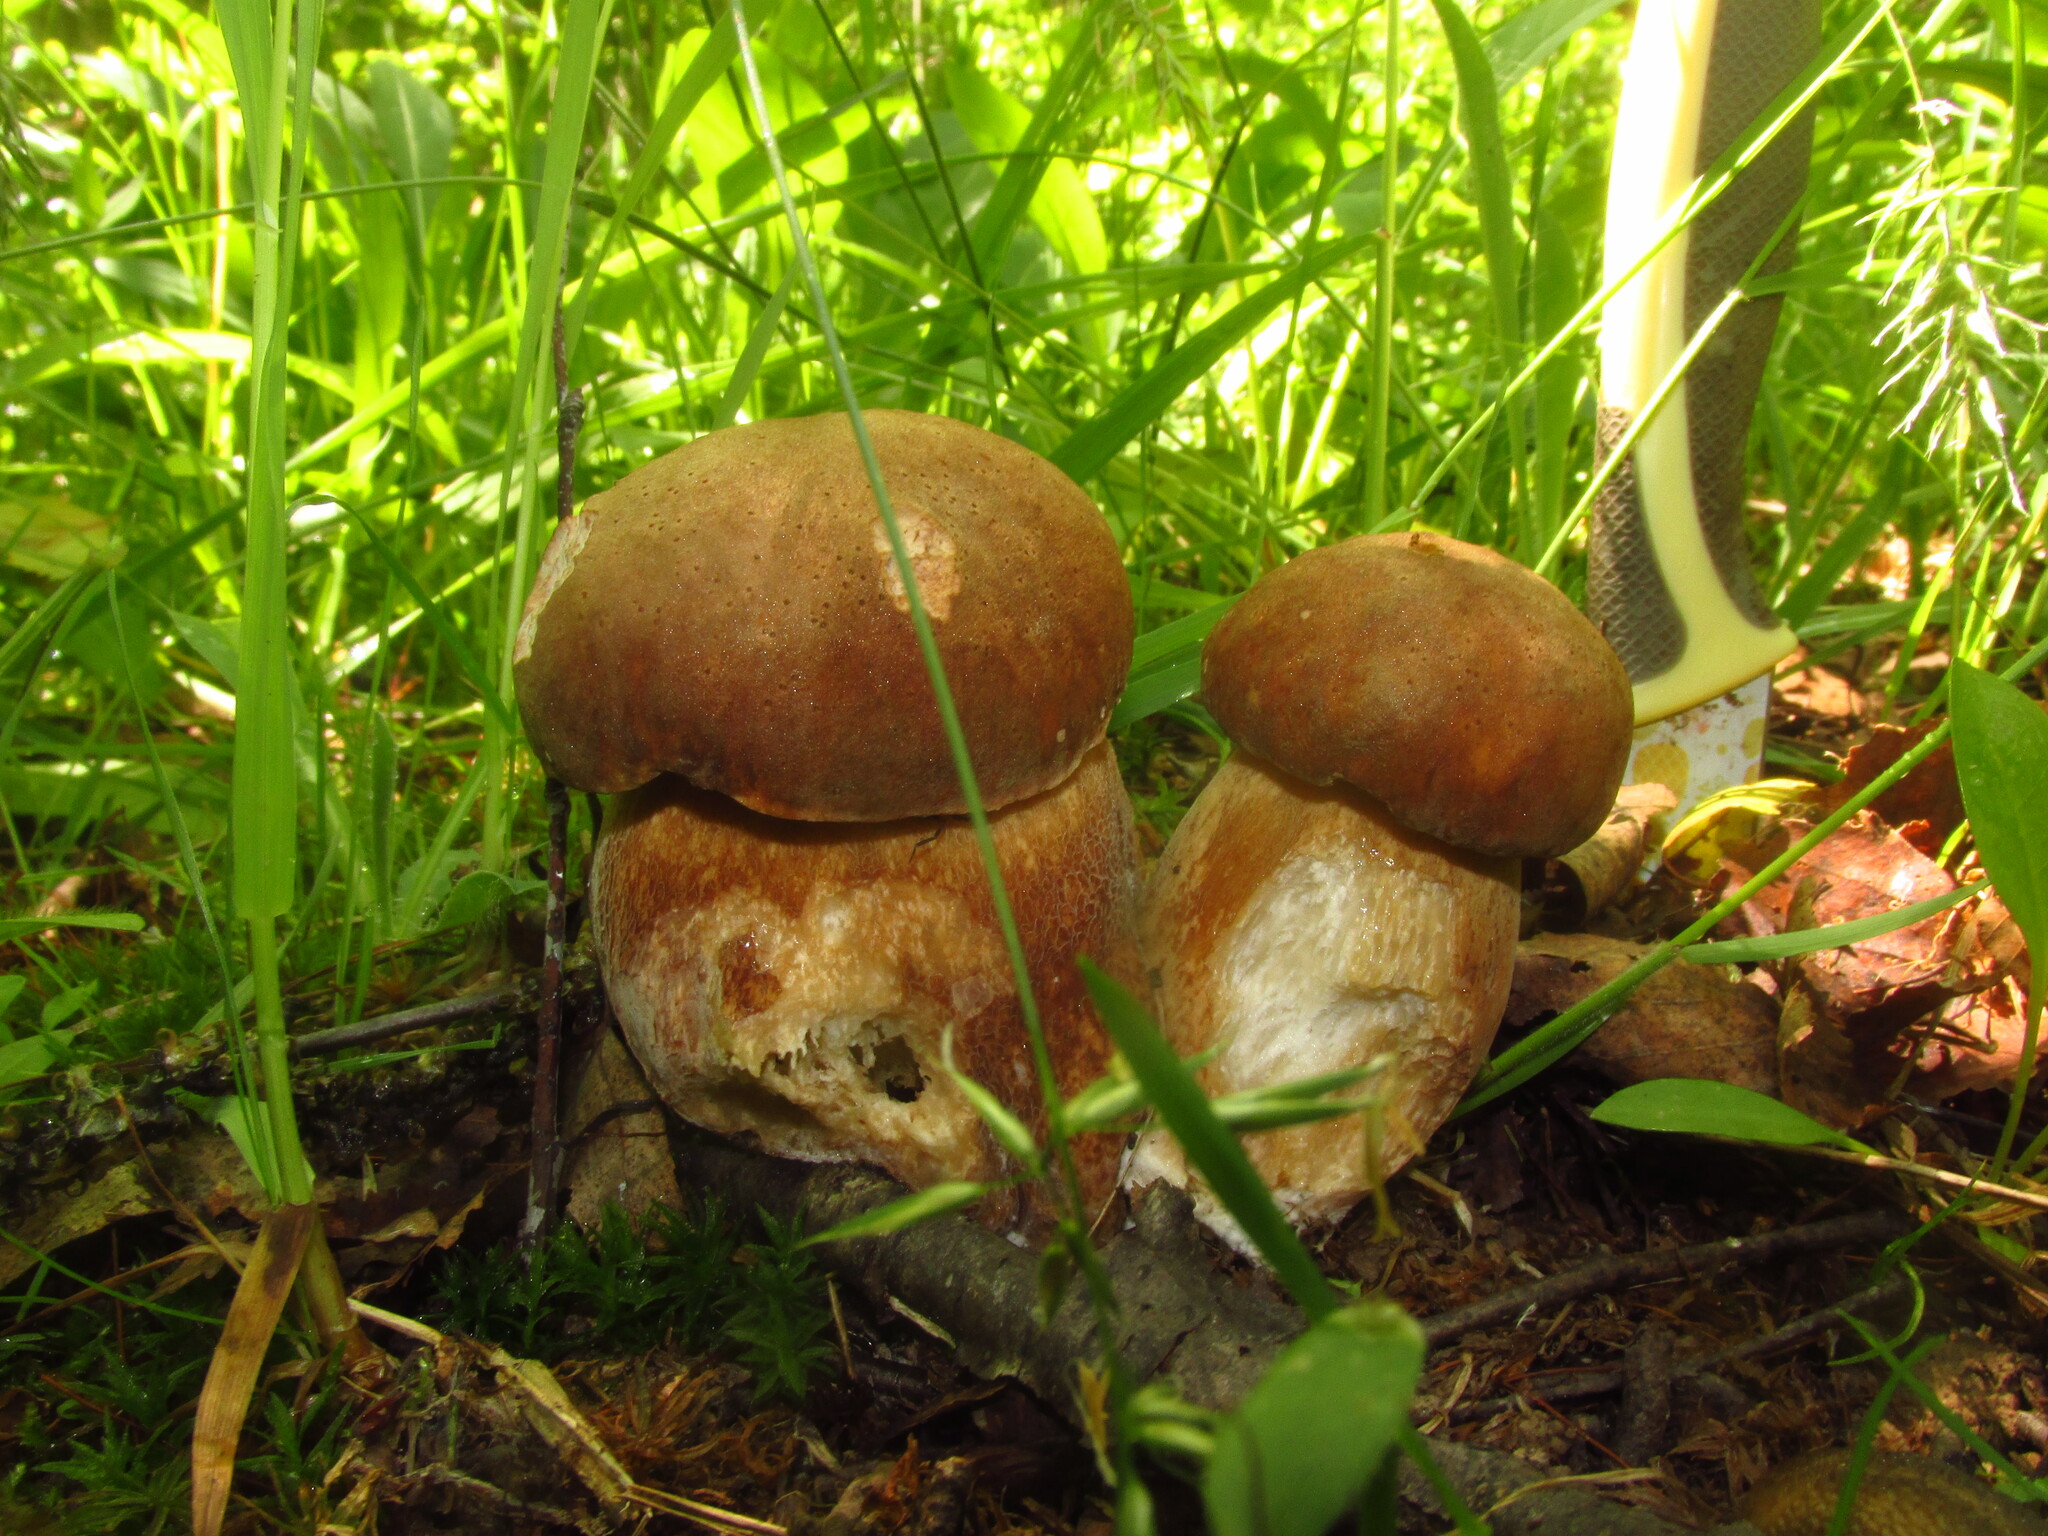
[712,262,797,430]
[0,1034,56,1091]
[560,15,740,359]
[1051,236,1372,485]
[1430,0,1522,351]
[1683,880,1986,965]
[0,910,146,946]
[1590,1079,1866,1152]
[1130,600,1237,675]
[1950,662,2048,963]
[436,870,545,932]
[1080,961,1338,1319]
[1058,1072,1148,1134]
[1210,1063,1386,1134]
[1203,1299,1424,1536]
[172,610,242,690]
[802,1181,996,1246]
[0,974,23,1023]
[966,0,1123,279]
[183,1093,314,1193]
[367,59,455,249]
[1110,655,1203,732]
[1483,0,1627,89]
[40,982,94,1029]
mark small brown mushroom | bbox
[514,413,1139,1217]
[1129,532,1633,1235]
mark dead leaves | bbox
[191,1204,314,1536]
[1509,935,1779,1096]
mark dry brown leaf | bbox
[563,1027,681,1229]
[1537,783,1679,929]
[191,1203,314,1536]
[1507,934,1780,1094]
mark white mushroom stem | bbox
[1129,754,1520,1240]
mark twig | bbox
[1445,1272,1913,1425]
[289,986,515,1058]
[523,776,570,1248]
[1420,1209,1902,1346]
[524,307,583,1250]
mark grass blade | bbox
[1079,961,1337,1321]
[190,1203,312,1536]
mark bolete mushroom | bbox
[514,411,1140,1218]
[1128,532,1633,1234]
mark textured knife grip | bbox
[1589,0,1818,720]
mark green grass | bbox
[0,0,2041,1527]
[0,0,2039,979]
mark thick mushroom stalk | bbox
[592,742,1138,1220]
[1128,755,1519,1230]
[1130,533,1633,1237]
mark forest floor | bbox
[1,644,2042,1535]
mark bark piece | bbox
[1539,782,1680,929]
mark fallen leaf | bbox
[1507,934,1780,1095]
[563,1027,681,1229]
[0,493,113,579]
[1737,813,1957,1020]
[191,1204,313,1536]
[1818,724,1965,857]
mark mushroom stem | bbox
[591,741,1140,1229]
[1132,754,1520,1238]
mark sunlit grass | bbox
[0,0,2037,1100]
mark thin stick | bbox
[1718,1137,2048,1216]
[1419,1209,1900,1346]
[524,309,583,1249]
[290,986,515,1058]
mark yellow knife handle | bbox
[1589,0,1819,725]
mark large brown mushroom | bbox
[515,412,1139,1219]
[1128,532,1633,1235]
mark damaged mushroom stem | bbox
[513,411,1142,1230]
[1129,532,1635,1240]
[592,741,1139,1225]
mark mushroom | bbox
[514,411,1140,1217]
[1128,531,1633,1235]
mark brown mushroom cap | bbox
[1201,532,1633,859]
[514,411,1133,820]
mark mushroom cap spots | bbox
[1201,532,1634,859]
[514,411,1133,820]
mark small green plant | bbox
[429,1198,834,1401]
[0,1271,348,1536]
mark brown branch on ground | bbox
[667,1130,1770,1535]
[289,985,516,1058]
[1418,1208,1904,1346]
